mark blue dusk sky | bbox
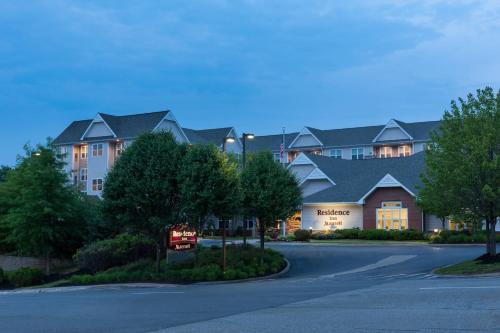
[1,1,499,165]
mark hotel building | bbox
[54,110,465,232]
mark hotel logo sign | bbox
[168,225,197,251]
[317,209,351,228]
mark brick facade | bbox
[362,187,423,231]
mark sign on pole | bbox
[168,225,197,251]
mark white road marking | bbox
[420,286,500,290]
[131,291,185,295]
[319,255,417,279]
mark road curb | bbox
[0,259,291,294]
[431,266,500,278]
[194,258,290,285]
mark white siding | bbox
[301,179,333,197]
[85,122,113,138]
[291,134,321,148]
[302,204,363,230]
[289,164,315,183]
[376,127,410,141]
[413,142,426,153]
[155,119,188,143]
[87,142,109,196]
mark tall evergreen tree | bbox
[419,87,499,256]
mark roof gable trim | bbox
[357,173,415,204]
[288,127,324,148]
[299,167,336,186]
[152,111,191,143]
[287,152,317,169]
[80,113,117,140]
[372,119,413,143]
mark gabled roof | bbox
[246,132,299,153]
[288,120,441,148]
[53,111,171,145]
[182,127,234,145]
[302,152,425,204]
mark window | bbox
[398,145,411,157]
[380,146,392,158]
[74,152,78,162]
[80,168,87,182]
[92,144,103,157]
[329,149,342,159]
[273,153,281,162]
[92,179,103,191]
[115,142,123,157]
[81,145,87,159]
[352,147,364,160]
[58,146,68,158]
[376,201,408,230]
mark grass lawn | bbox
[309,239,429,245]
[435,256,500,275]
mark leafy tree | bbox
[102,132,186,272]
[241,151,302,262]
[0,144,87,274]
[0,166,11,182]
[419,87,499,257]
[179,144,241,270]
[179,144,241,230]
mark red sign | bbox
[168,225,197,251]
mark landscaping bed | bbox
[434,254,500,275]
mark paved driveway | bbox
[0,243,497,333]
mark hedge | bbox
[74,233,156,273]
[310,228,426,241]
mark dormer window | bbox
[352,147,364,160]
[380,146,392,158]
[329,149,342,159]
[398,145,411,157]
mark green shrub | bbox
[294,229,311,242]
[431,231,491,244]
[7,267,44,288]
[74,233,155,273]
[311,231,345,240]
[334,228,360,239]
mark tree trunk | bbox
[45,251,51,276]
[487,219,497,257]
[222,218,227,272]
[155,240,161,273]
[243,217,247,246]
[441,218,446,230]
[259,218,265,265]
[485,221,491,256]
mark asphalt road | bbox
[0,243,498,333]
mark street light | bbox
[241,132,254,245]
[220,136,236,272]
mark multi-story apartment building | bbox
[52,110,242,196]
[247,119,440,163]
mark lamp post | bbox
[220,136,235,272]
[241,132,254,245]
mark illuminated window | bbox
[81,145,88,159]
[380,146,392,158]
[116,142,123,156]
[398,145,411,157]
[329,149,342,159]
[376,201,408,230]
[92,144,103,157]
[352,147,364,160]
[92,178,103,191]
